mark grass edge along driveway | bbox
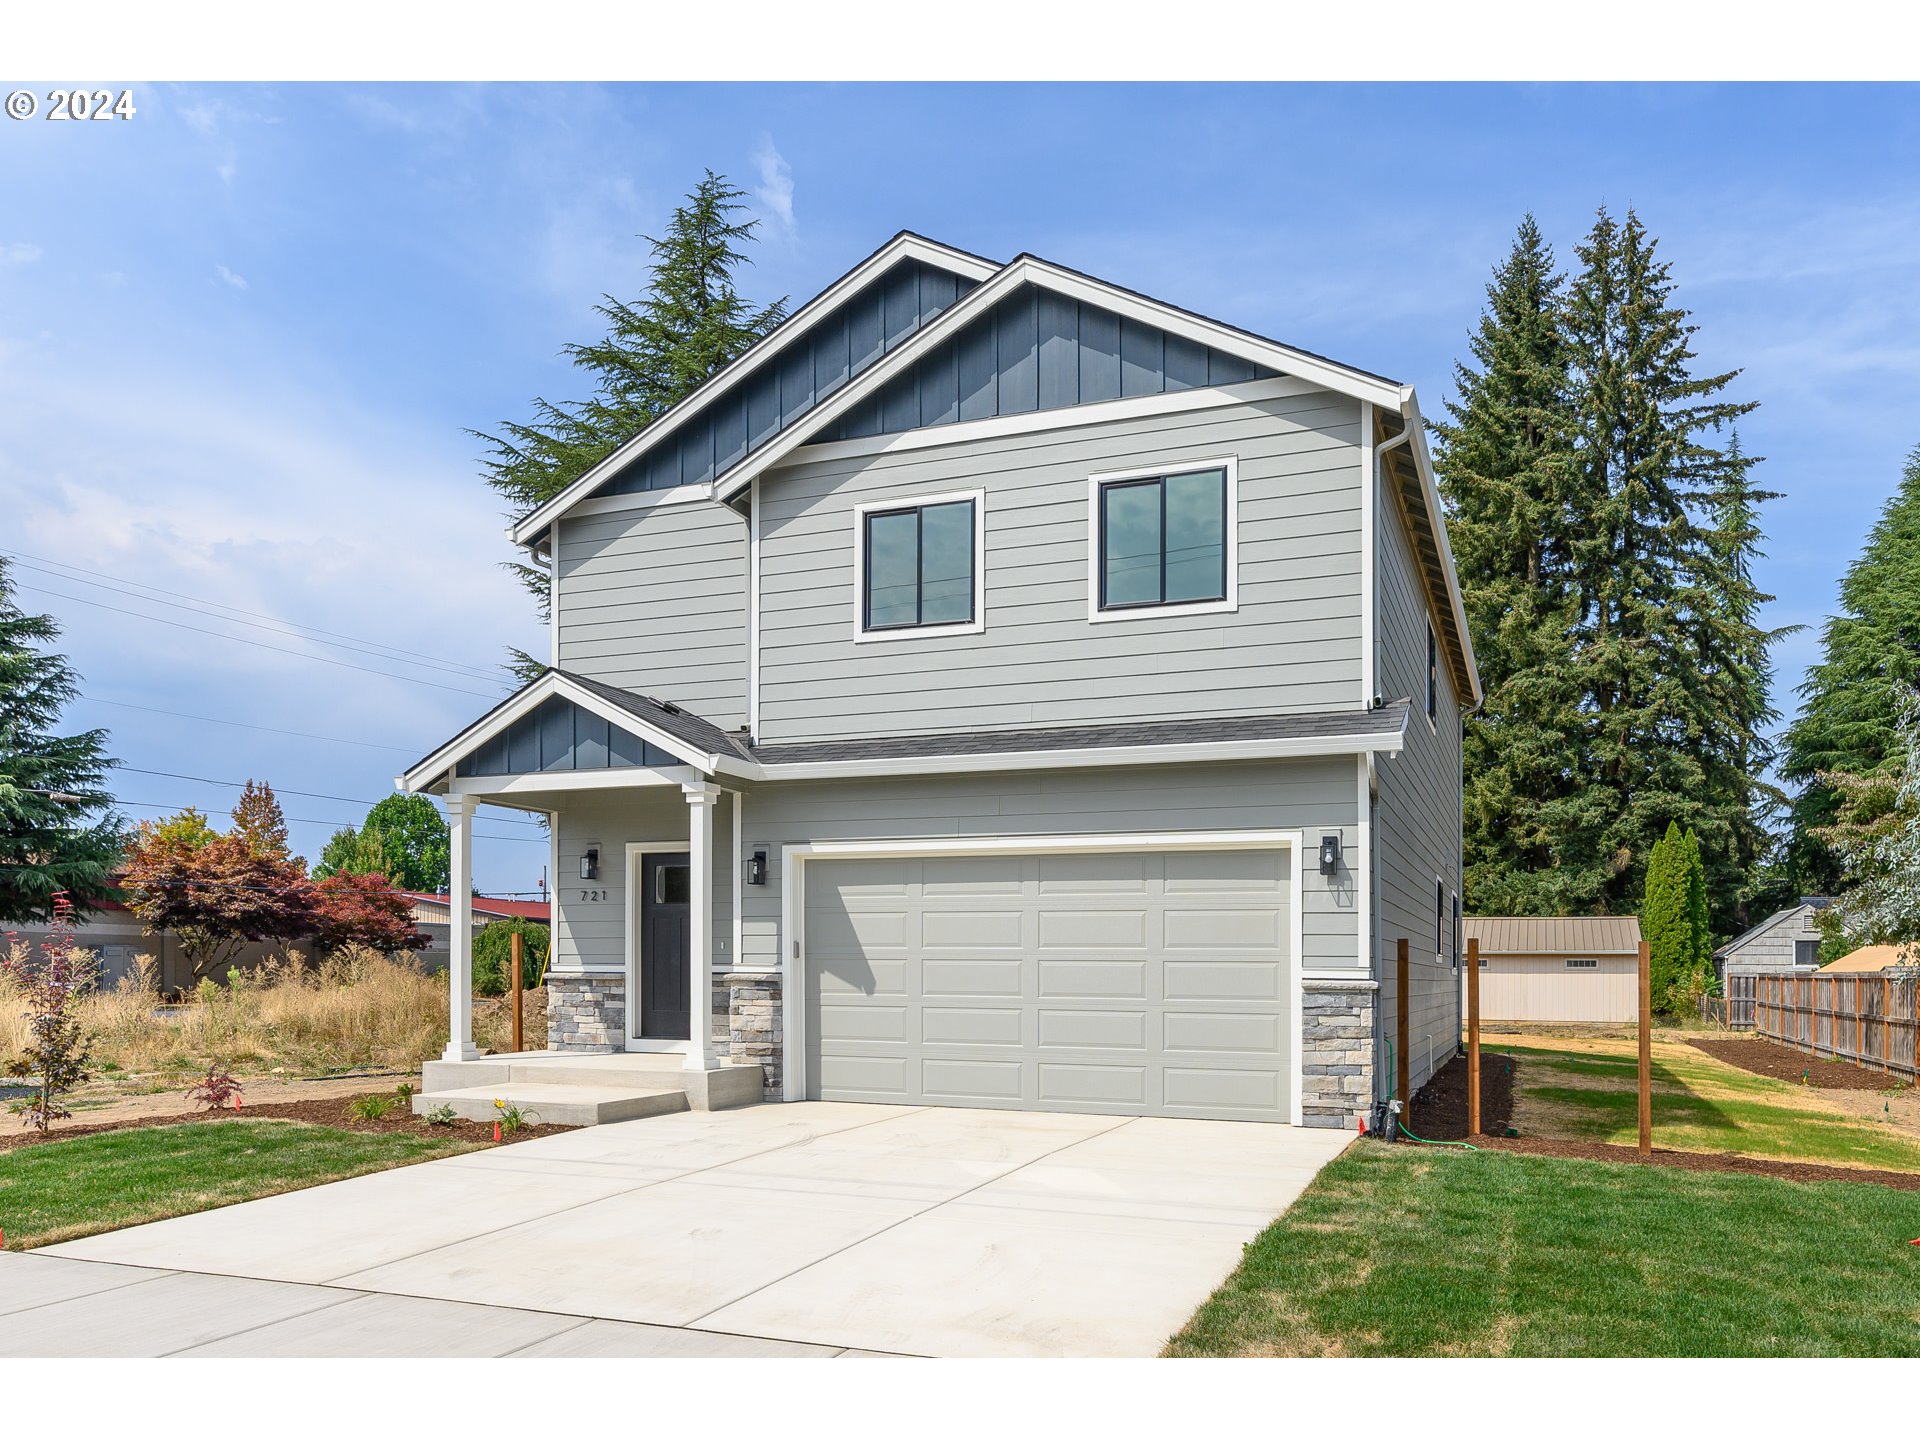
[1166,1143,1920,1358]
[0,1118,477,1250]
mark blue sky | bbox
[3,81,1917,894]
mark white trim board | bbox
[779,828,1306,1125]
[622,839,694,1052]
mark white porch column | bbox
[442,794,479,1061]
[682,781,722,1071]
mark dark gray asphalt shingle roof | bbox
[556,670,756,762]
[747,701,1409,767]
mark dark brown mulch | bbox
[1688,1035,1912,1092]
[1384,1043,1920,1193]
[0,1093,567,1152]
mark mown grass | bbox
[0,1119,475,1249]
[1492,1040,1920,1172]
[1167,1144,1920,1357]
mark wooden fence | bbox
[1753,972,1920,1082]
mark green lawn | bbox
[1496,1041,1920,1172]
[1167,1144,1920,1357]
[0,1119,476,1250]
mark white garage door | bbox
[802,847,1293,1122]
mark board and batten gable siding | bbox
[1372,475,1465,1096]
[555,501,750,730]
[732,757,1362,978]
[754,389,1364,742]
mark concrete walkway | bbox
[15,1102,1351,1357]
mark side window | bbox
[1437,879,1446,963]
[1452,893,1461,972]
[856,492,983,639]
[1089,460,1237,620]
[1427,623,1438,722]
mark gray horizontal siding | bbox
[756,390,1364,742]
[556,502,749,729]
[1373,476,1464,1098]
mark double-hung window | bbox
[1089,460,1236,620]
[856,491,984,640]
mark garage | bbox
[799,843,1297,1122]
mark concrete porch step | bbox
[411,1084,688,1128]
[419,1051,765,1121]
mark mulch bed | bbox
[0,1093,567,1153]
[1688,1035,1913,1092]
[1391,1047,1920,1193]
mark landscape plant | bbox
[345,1093,396,1121]
[0,892,97,1130]
[185,1062,243,1111]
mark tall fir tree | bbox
[1432,217,1589,914]
[0,557,123,922]
[1559,207,1767,931]
[476,171,789,671]
[1781,444,1920,894]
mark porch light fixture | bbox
[1318,834,1341,875]
[747,849,768,886]
[579,848,599,882]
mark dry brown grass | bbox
[0,944,545,1091]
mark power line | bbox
[2,548,505,683]
[111,765,548,828]
[16,582,509,700]
[113,798,547,844]
[79,697,425,755]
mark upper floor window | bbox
[1426,623,1438,722]
[1088,458,1238,622]
[854,490,984,641]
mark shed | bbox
[1463,916,1645,1024]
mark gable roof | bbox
[509,232,998,550]
[1713,899,1829,960]
[1464,915,1643,957]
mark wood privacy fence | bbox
[1752,972,1920,1082]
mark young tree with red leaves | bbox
[309,870,428,955]
[2,892,97,1131]
[123,806,313,984]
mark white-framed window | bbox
[1086,456,1239,623]
[1436,878,1446,964]
[851,489,986,643]
[1565,958,1598,969]
[1426,622,1438,726]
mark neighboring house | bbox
[1713,899,1827,989]
[1818,944,1916,974]
[400,232,1478,1129]
[403,892,548,971]
[1461,916,1644,1024]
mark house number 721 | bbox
[578,888,607,902]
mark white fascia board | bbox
[448,767,695,798]
[754,726,1407,782]
[1393,387,1482,706]
[508,235,1000,548]
[399,671,739,791]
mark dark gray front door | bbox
[640,851,692,1040]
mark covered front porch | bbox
[398,670,775,1116]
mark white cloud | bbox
[216,158,237,186]
[215,264,248,290]
[181,102,218,136]
[3,243,43,265]
[752,135,796,232]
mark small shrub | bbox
[2,896,99,1131]
[186,1063,243,1111]
[395,1081,415,1103]
[472,921,550,998]
[492,1096,538,1133]
[423,1103,457,1126]
[345,1093,396,1121]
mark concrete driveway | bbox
[16,1102,1350,1357]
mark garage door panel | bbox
[922,957,1024,997]
[1038,1009,1148,1050]
[805,847,1293,1123]
[1163,1010,1283,1052]
[921,1057,1024,1102]
[1038,1062,1146,1106]
[921,1006,1024,1046]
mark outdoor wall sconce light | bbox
[1318,834,1342,874]
[747,849,768,886]
[580,847,599,882]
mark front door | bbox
[638,851,692,1040]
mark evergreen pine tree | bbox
[0,558,123,922]
[1432,217,1589,914]
[476,171,789,664]
[1641,822,1690,1004]
[1560,207,1767,931]
[1682,826,1712,982]
[1781,444,1920,894]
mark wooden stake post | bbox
[1637,939,1652,1156]
[1396,937,1410,1124]
[511,930,524,1055]
[1466,936,1481,1137]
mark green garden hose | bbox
[1383,1038,1479,1150]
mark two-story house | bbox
[402,232,1478,1129]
